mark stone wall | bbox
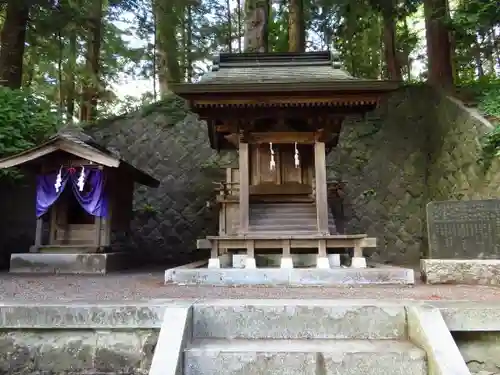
[425,94,500,259]
[428,95,500,201]
[0,329,157,374]
[0,303,165,375]
[89,111,235,266]
[328,87,431,264]
[0,86,498,267]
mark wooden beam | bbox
[223,131,339,149]
[247,132,316,144]
[238,142,249,233]
[192,95,379,107]
[314,141,329,234]
[196,106,365,121]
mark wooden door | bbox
[249,144,312,196]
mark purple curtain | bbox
[36,171,69,218]
[70,169,108,217]
[35,167,108,218]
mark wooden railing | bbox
[214,180,346,200]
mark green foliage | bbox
[473,83,500,172]
[0,88,59,177]
[478,86,500,120]
[139,94,189,124]
[0,88,59,157]
[480,124,500,172]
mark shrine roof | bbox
[199,50,353,84]
[172,50,400,95]
[0,126,159,188]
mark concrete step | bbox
[248,225,318,232]
[192,301,407,339]
[184,339,427,375]
[250,216,335,224]
[250,204,316,214]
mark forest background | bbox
[0,0,498,161]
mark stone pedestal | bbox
[280,257,294,269]
[208,258,221,269]
[245,257,257,269]
[232,254,247,268]
[328,254,341,267]
[351,257,367,268]
[316,257,330,269]
[9,252,128,275]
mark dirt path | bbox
[0,271,499,302]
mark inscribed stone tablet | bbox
[426,200,500,259]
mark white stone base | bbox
[208,258,221,269]
[165,266,415,285]
[232,254,247,268]
[328,254,341,267]
[351,257,367,269]
[316,257,330,269]
[245,257,256,269]
[280,257,294,269]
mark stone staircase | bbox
[248,203,337,234]
[183,301,427,375]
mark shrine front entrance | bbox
[248,143,313,202]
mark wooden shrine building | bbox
[0,128,159,274]
[173,50,399,270]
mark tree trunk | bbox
[288,0,305,52]
[474,34,484,78]
[244,0,270,52]
[80,0,103,122]
[226,0,232,52]
[186,5,193,82]
[236,0,242,52]
[66,30,77,120]
[23,41,38,87]
[382,13,402,80]
[154,0,181,95]
[152,8,158,99]
[424,0,454,88]
[0,1,29,89]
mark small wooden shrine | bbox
[0,128,159,274]
[173,50,399,270]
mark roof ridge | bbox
[211,50,342,72]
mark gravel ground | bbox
[0,270,500,302]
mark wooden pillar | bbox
[239,142,249,234]
[95,215,102,249]
[208,239,220,268]
[314,141,329,234]
[245,239,256,268]
[30,217,43,253]
[280,239,293,268]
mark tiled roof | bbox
[56,125,122,159]
[199,50,355,84]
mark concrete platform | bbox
[165,266,415,286]
[421,259,500,285]
[9,252,129,275]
